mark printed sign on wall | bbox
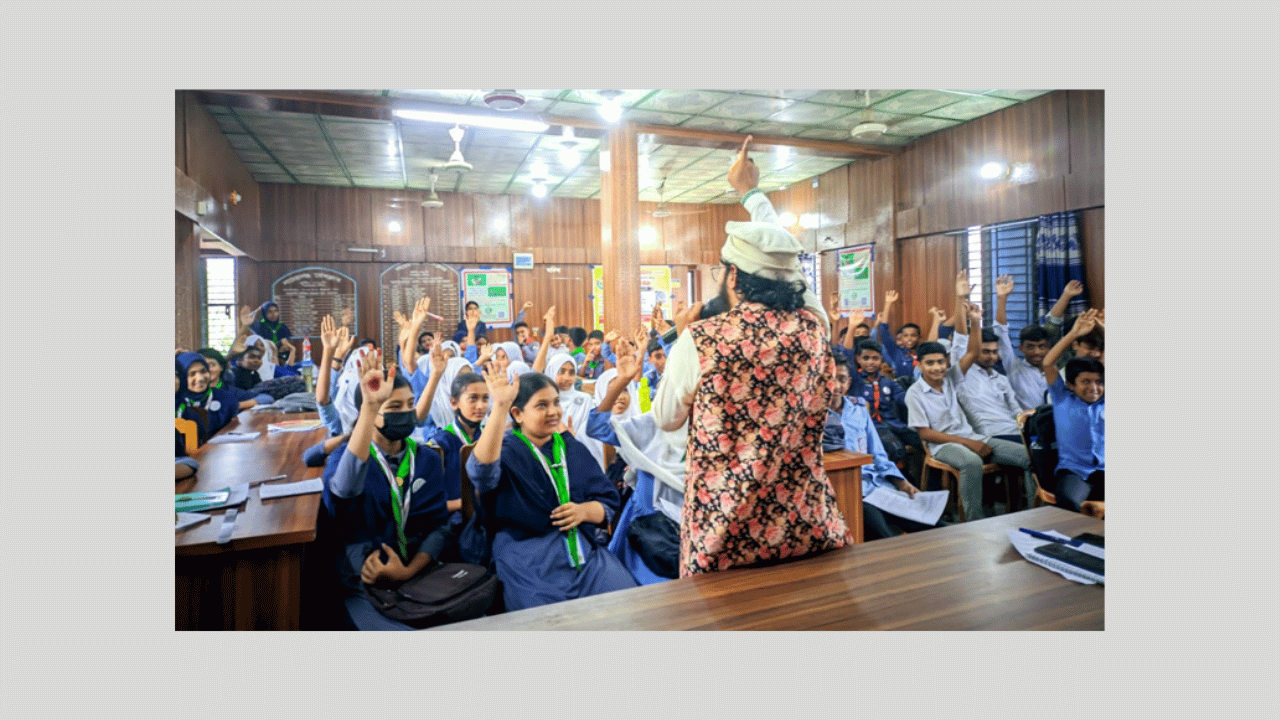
[837,245,875,318]
[590,265,673,330]
[460,268,514,326]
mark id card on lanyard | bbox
[369,438,417,559]
[514,429,585,570]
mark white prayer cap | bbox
[720,221,830,334]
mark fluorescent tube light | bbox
[393,108,548,133]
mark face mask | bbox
[378,410,417,442]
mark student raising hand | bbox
[360,349,394,408]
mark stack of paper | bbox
[259,478,324,499]
[863,487,950,525]
[1007,528,1105,585]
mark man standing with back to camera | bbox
[655,136,853,577]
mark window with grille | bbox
[962,220,1037,340]
[203,257,237,350]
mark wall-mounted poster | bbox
[460,267,514,327]
[590,265,673,330]
[837,245,875,319]
[271,267,357,339]
[378,263,461,354]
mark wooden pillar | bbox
[599,122,640,331]
[176,215,201,349]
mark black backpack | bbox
[1022,404,1058,494]
[365,561,498,628]
[627,511,681,579]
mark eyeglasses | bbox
[710,265,725,282]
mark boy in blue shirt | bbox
[874,289,922,381]
[1041,309,1105,512]
[842,339,923,482]
[825,355,940,540]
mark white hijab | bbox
[593,368,640,422]
[544,352,604,470]
[493,342,523,370]
[244,334,279,380]
[333,346,371,433]
[430,357,476,430]
[506,360,531,383]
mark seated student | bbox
[875,289,922,381]
[513,320,540,364]
[643,338,666,400]
[490,341,522,378]
[844,339,923,478]
[565,327,588,368]
[578,330,612,380]
[250,300,292,347]
[451,301,488,344]
[1054,317,1104,369]
[303,314,355,466]
[229,344,267,391]
[175,368,200,480]
[904,296,1030,521]
[322,350,454,631]
[824,355,940,540]
[949,326,1024,441]
[1042,309,1105,512]
[992,275,1053,410]
[466,367,637,612]
[175,352,239,445]
[543,351,606,471]
[196,348,258,410]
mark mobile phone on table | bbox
[1034,542,1105,576]
[1072,532,1105,548]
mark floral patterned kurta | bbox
[681,301,852,577]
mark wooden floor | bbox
[436,506,1103,631]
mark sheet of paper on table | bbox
[176,512,211,532]
[259,478,324,499]
[862,487,949,525]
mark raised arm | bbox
[345,350,395,463]
[1046,279,1085,323]
[414,339,448,423]
[878,290,898,328]
[472,364,517,465]
[316,314,346,405]
[229,305,258,355]
[596,353,640,413]
[531,305,556,374]
[926,306,946,342]
[957,302,983,375]
[401,296,431,372]
[994,274,1014,325]
[1043,309,1097,386]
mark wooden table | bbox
[175,410,328,630]
[824,449,872,543]
[436,506,1103,631]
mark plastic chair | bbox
[920,444,1004,522]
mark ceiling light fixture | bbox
[529,160,549,179]
[482,89,526,111]
[393,108,548,133]
[638,226,657,246]
[531,181,548,198]
[388,221,402,233]
[597,90,624,123]
[559,126,580,149]
[979,161,1009,180]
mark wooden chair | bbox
[175,418,199,455]
[920,444,1005,522]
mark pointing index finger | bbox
[738,134,753,161]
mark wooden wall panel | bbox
[371,189,424,246]
[1079,207,1105,311]
[235,257,262,318]
[179,93,261,258]
[176,216,200,350]
[818,163,850,226]
[894,233,960,332]
[472,194,513,264]
[259,183,317,262]
[1066,90,1105,209]
[175,92,187,174]
[847,156,895,248]
[316,186,372,246]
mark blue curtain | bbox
[1035,212,1087,319]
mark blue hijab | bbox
[176,352,238,441]
[250,301,291,343]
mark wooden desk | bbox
[824,449,872,543]
[436,507,1103,631]
[175,410,327,630]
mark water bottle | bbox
[638,376,651,414]
[301,337,314,393]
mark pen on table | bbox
[249,475,289,487]
[1018,528,1082,546]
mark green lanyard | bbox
[369,438,417,559]
[446,417,481,445]
[176,390,212,418]
[513,428,583,570]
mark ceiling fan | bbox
[849,89,894,140]
[649,177,710,217]
[422,172,443,209]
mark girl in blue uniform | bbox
[322,349,454,630]
[175,352,239,445]
[466,366,636,612]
